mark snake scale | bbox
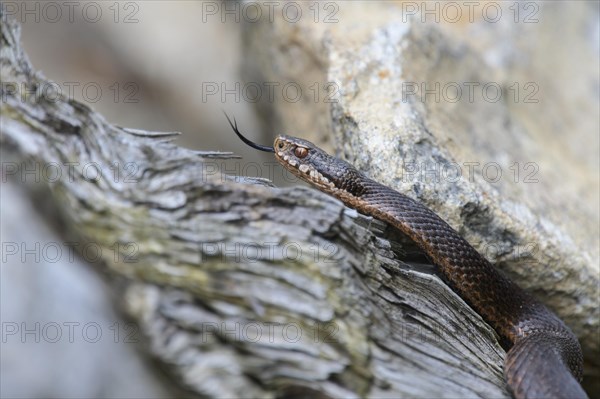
[225,113,587,399]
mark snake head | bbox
[223,112,367,198]
[274,135,366,196]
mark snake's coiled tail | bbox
[226,116,588,399]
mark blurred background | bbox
[1,1,599,398]
[12,1,259,155]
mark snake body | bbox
[226,114,587,399]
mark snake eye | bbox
[294,147,308,158]
[277,141,285,149]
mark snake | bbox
[224,113,587,399]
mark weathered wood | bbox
[1,16,509,398]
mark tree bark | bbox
[1,15,511,398]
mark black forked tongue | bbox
[223,111,274,153]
